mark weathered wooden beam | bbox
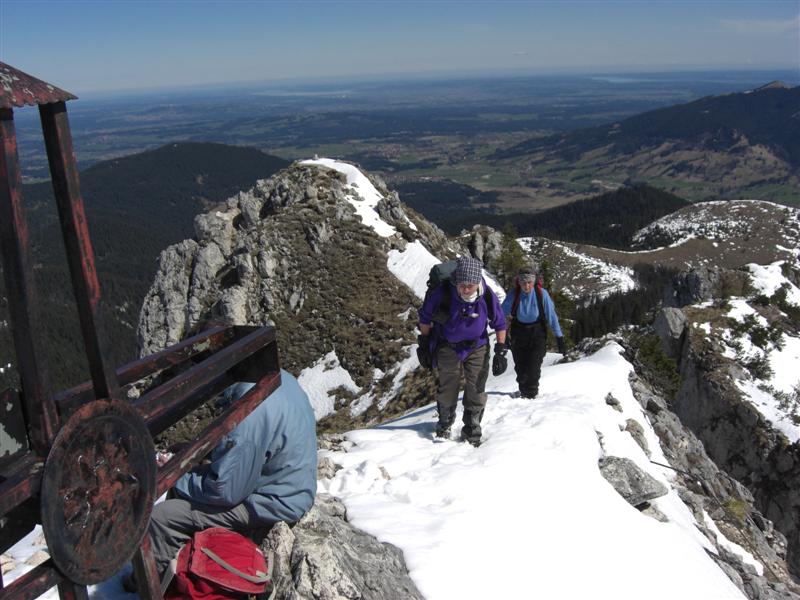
[0,453,42,517]
[54,325,241,419]
[39,101,119,402]
[132,534,164,600]
[135,327,276,426]
[0,560,63,599]
[0,107,58,454]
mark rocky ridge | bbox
[507,200,799,302]
[651,263,800,582]
[137,161,459,430]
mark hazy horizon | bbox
[2,0,798,95]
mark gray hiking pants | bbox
[148,497,256,582]
[435,344,490,441]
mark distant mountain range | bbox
[494,83,800,205]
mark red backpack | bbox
[165,527,273,600]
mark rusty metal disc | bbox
[41,399,156,585]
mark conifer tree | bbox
[498,222,527,288]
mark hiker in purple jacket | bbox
[417,256,507,446]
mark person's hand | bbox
[556,337,567,355]
[416,334,432,369]
[492,342,508,376]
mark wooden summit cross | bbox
[0,61,281,599]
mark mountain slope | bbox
[137,158,461,430]
[494,85,800,205]
[524,199,800,301]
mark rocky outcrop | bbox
[627,365,800,599]
[653,268,800,579]
[263,494,423,600]
[670,324,800,579]
[137,162,460,428]
[653,307,687,359]
[599,456,667,506]
[663,265,751,308]
[462,225,503,268]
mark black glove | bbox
[417,334,432,369]
[556,337,567,355]
[492,342,508,376]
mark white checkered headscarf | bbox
[453,256,483,285]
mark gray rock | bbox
[238,190,265,229]
[664,266,751,308]
[605,392,623,412]
[137,239,198,355]
[195,209,237,256]
[654,307,687,359]
[599,456,668,507]
[625,419,651,457]
[464,225,504,270]
[264,494,423,600]
[137,161,461,430]
[671,325,800,578]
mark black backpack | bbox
[424,260,496,325]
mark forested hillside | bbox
[0,143,289,390]
[497,85,800,165]
[400,181,690,247]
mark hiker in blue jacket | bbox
[501,265,566,399]
[146,369,317,584]
[417,256,507,446]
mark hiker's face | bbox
[457,282,479,296]
[520,280,535,293]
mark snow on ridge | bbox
[632,200,800,249]
[320,342,747,600]
[525,236,636,298]
[300,158,397,237]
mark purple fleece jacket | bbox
[419,281,506,362]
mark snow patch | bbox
[297,350,360,420]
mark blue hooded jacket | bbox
[174,369,317,525]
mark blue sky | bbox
[1,0,798,93]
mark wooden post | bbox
[0,107,59,453]
[38,102,120,402]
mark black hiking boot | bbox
[459,429,481,447]
[435,424,451,439]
